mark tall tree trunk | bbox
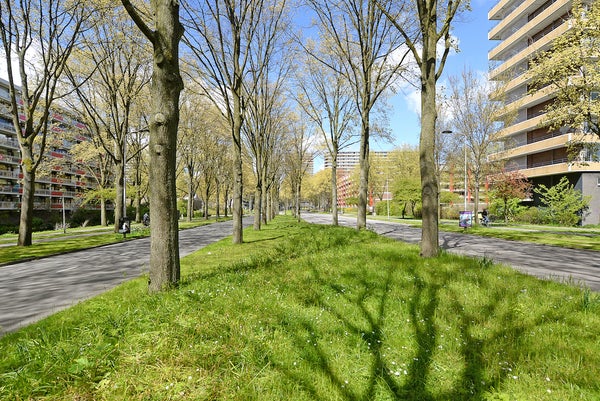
[254,182,262,230]
[121,0,184,291]
[101,197,107,226]
[215,184,220,218]
[187,180,194,222]
[232,110,243,242]
[17,157,35,246]
[419,29,440,257]
[357,113,370,230]
[113,158,125,232]
[331,158,338,226]
[261,174,268,225]
[204,187,210,220]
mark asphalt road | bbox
[301,213,600,292]
[0,218,252,336]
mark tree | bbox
[121,0,184,292]
[388,146,420,218]
[488,168,531,223]
[0,0,90,246]
[378,0,465,257]
[528,0,600,143]
[305,0,408,230]
[534,176,590,226]
[177,93,221,222]
[303,168,332,211]
[294,43,358,226]
[182,0,288,243]
[66,6,151,232]
[447,68,505,223]
[241,4,291,230]
[67,131,115,226]
[285,114,316,222]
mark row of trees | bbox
[0,0,480,289]
[15,0,595,291]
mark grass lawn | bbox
[0,217,598,400]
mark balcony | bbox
[490,22,569,81]
[489,0,519,21]
[0,135,19,149]
[0,153,20,165]
[489,0,547,40]
[0,169,20,180]
[489,1,570,60]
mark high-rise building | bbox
[489,0,600,224]
[0,77,101,218]
[323,151,389,173]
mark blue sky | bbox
[372,0,497,152]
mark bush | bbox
[32,217,53,232]
[70,209,102,227]
[514,207,545,224]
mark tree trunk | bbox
[146,0,183,292]
[100,197,107,226]
[232,112,243,243]
[357,114,370,230]
[254,183,262,230]
[187,180,194,222]
[295,180,302,222]
[215,184,220,218]
[17,160,35,246]
[261,174,268,225]
[204,187,210,220]
[419,30,440,257]
[113,158,125,233]
[331,159,338,226]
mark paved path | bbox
[302,213,600,292]
[0,218,252,336]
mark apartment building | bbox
[0,77,100,218]
[323,151,389,173]
[489,0,600,224]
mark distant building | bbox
[489,0,600,224]
[322,151,390,207]
[324,151,389,173]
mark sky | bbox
[374,0,497,153]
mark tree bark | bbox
[122,0,183,292]
[357,113,370,229]
[419,24,440,258]
[17,150,35,246]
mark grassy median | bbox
[1,217,599,400]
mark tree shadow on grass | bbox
[267,250,558,400]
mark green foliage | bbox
[534,176,590,226]
[374,200,404,217]
[70,209,102,227]
[514,206,545,225]
[528,0,600,138]
[489,198,528,223]
[1,217,598,400]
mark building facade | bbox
[0,77,101,219]
[489,0,600,224]
[323,151,389,173]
